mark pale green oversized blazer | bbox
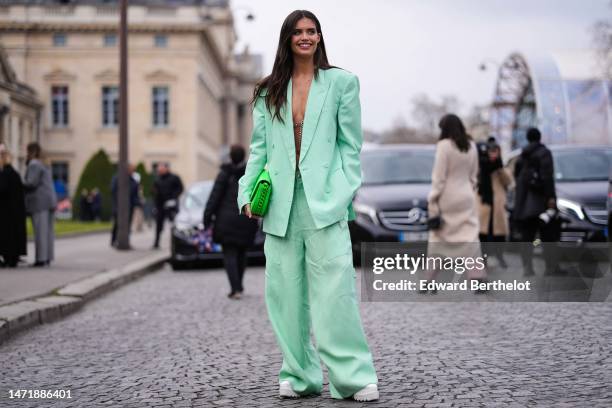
[238,68,363,238]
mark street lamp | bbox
[479,58,500,72]
[200,5,255,22]
[233,6,255,21]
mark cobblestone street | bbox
[1,264,611,407]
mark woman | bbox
[0,145,27,267]
[23,142,57,267]
[477,139,512,268]
[424,114,486,292]
[237,10,379,401]
[204,144,258,299]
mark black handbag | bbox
[427,203,443,230]
[427,215,443,230]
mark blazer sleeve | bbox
[337,74,363,214]
[237,96,268,214]
[427,142,449,216]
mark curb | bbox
[0,252,168,345]
[27,228,112,242]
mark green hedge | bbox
[72,149,114,221]
[73,150,155,221]
[135,162,154,199]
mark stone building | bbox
[0,0,262,194]
[0,45,42,174]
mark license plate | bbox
[399,231,428,242]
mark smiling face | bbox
[290,17,320,59]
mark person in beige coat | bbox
[423,114,486,293]
[477,139,512,268]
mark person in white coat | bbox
[423,114,486,293]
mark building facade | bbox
[0,45,42,174]
[0,0,261,194]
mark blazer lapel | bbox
[279,78,296,170]
[299,69,331,164]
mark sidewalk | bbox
[0,225,170,343]
[0,226,167,306]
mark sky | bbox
[232,0,611,133]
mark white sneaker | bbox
[279,380,299,398]
[353,384,379,401]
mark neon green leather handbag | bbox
[249,168,272,217]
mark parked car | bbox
[349,144,435,258]
[170,181,265,270]
[608,179,612,243]
[506,145,611,243]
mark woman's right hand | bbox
[243,203,261,219]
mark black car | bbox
[506,145,611,243]
[349,144,435,256]
[170,181,265,270]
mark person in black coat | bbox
[204,145,258,299]
[0,145,27,267]
[152,163,184,249]
[513,127,558,275]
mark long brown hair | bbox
[252,10,333,123]
[438,114,472,152]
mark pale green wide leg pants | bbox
[264,172,378,399]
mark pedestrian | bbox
[512,127,558,276]
[477,138,512,268]
[110,164,140,247]
[0,144,27,267]
[423,114,486,292]
[132,184,145,232]
[23,142,57,267]
[53,178,67,201]
[151,163,183,249]
[204,145,258,300]
[237,10,379,401]
[90,187,102,221]
[79,188,91,221]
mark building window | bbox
[154,34,168,48]
[53,33,67,47]
[102,86,119,127]
[51,86,69,127]
[104,33,117,47]
[152,86,169,127]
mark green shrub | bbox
[135,162,154,199]
[72,149,114,221]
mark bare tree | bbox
[410,93,460,140]
[464,105,491,142]
[363,129,381,143]
[592,1,612,79]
